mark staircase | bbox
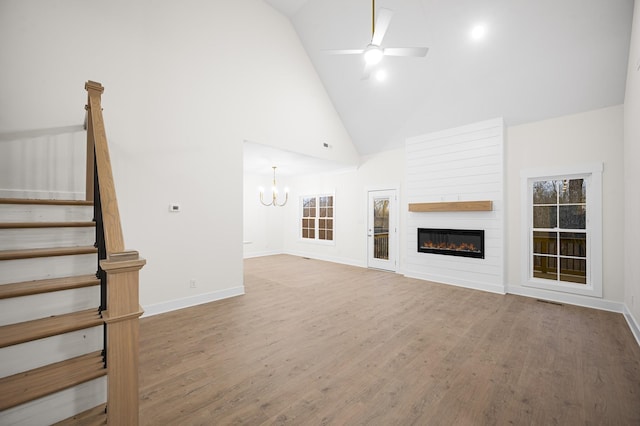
[0,198,105,424]
[0,82,145,425]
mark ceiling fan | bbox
[325,0,429,79]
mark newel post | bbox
[101,251,146,425]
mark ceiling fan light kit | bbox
[364,45,384,65]
[325,0,429,80]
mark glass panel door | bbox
[368,190,396,271]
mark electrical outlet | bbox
[189,279,196,288]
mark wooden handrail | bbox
[85,103,95,203]
[85,81,125,257]
[84,81,145,425]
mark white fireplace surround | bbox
[405,118,506,294]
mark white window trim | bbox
[520,163,602,298]
[299,193,336,246]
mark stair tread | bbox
[0,274,100,299]
[0,198,93,206]
[0,221,95,229]
[0,308,103,348]
[0,350,106,411]
[53,403,107,426]
[0,246,98,260]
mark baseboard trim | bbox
[623,304,640,347]
[0,189,84,200]
[247,251,404,274]
[142,286,245,318]
[507,285,624,313]
[283,250,367,269]
[404,270,506,295]
[243,250,283,259]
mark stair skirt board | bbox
[0,203,92,223]
[0,376,106,426]
[0,228,95,251]
[0,253,97,285]
[0,286,100,326]
[0,326,103,377]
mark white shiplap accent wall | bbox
[405,118,505,294]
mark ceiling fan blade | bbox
[371,8,393,46]
[383,47,429,57]
[324,49,366,55]
[361,61,374,80]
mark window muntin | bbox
[301,195,334,241]
[531,178,587,285]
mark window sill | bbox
[523,278,602,298]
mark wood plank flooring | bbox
[138,255,640,425]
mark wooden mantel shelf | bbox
[408,200,493,212]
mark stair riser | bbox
[0,254,97,285]
[0,204,92,223]
[0,377,106,426]
[0,326,103,378]
[0,286,100,326]
[0,228,95,250]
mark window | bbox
[521,164,602,297]
[301,195,334,242]
[532,178,587,283]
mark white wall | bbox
[624,1,640,339]
[0,0,357,314]
[506,106,625,309]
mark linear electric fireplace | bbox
[417,228,485,259]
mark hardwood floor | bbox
[139,255,640,425]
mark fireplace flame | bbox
[422,241,479,253]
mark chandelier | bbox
[260,166,289,207]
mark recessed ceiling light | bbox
[374,69,387,82]
[470,24,487,41]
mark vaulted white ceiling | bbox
[264,0,634,156]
